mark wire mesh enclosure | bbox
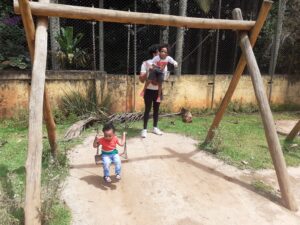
[0,0,299,75]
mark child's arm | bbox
[93,135,99,148]
[117,132,126,146]
[151,56,159,68]
[167,56,178,67]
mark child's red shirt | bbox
[97,136,118,151]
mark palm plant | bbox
[55,26,89,69]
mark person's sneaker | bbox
[116,174,121,180]
[104,176,111,183]
[141,129,147,138]
[153,127,163,135]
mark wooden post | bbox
[233,8,298,211]
[14,0,255,30]
[18,0,35,60]
[25,15,48,225]
[18,0,57,157]
[286,120,300,141]
[205,0,273,143]
[43,86,57,157]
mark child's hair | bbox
[159,44,169,53]
[102,123,116,133]
[148,44,159,57]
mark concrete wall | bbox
[0,70,299,118]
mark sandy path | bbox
[62,133,300,225]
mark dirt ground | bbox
[61,133,300,225]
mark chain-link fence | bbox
[0,0,299,75]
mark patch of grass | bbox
[200,127,225,154]
[48,203,71,225]
[271,103,300,112]
[0,117,93,225]
[251,180,276,196]
[131,112,300,169]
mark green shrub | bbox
[227,101,259,113]
[0,1,30,70]
[60,90,97,117]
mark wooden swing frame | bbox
[14,0,297,224]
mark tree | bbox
[269,0,287,76]
[175,0,187,75]
[49,0,60,70]
[99,0,104,71]
[195,0,214,74]
[268,0,287,102]
[159,0,170,44]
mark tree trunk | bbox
[159,0,170,44]
[208,38,215,74]
[49,0,60,70]
[211,0,222,108]
[196,30,203,74]
[99,0,104,71]
[268,0,287,102]
[175,0,187,75]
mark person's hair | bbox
[102,123,116,133]
[159,44,170,53]
[148,44,159,57]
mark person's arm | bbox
[93,135,99,148]
[151,56,159,67]
[167,56,178,68]
[139,61,148,83]
[117,132,126,146]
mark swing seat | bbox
[94,153,102,164]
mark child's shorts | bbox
[148,68,164,83]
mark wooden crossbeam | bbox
[14,0,255,30]
[233,8,298,212]
[205,0,273,143]
[286,120,300,141]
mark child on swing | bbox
[93,123,126,183]
[140,45,178,102]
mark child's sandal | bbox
[104,176,111,183]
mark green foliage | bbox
[60,90,97,117]
[55,27,90,69]
[126,112,300,169]
[193,0,214,14]
[255,0,300,74]
[277,0,300,74]
[0,55,29,70]
[227,101,259,113]
[271,103,300,112]
[0,5,30,70]
[251,180,276,196]
[0,119,85,224]
[59,88,112,118]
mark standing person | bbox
[139,44,164,138]
[140,45,178,102]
